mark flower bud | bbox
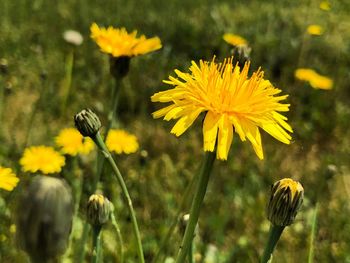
[17,176,73,262]
[87,194,112,227]
[74,108,101,137]
[109,56,130,79]
[267,178,304,226]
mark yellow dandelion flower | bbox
[223,33,248,46]
[319,1,331,11]
[20,146,65,174]
[307,25,324,36]
[295,68,333,90]
[0,166,19,191]
[151,57,292,160]
[90,23,162,57]
[55,128,94,156]
[106,129,139,154]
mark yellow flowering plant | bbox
[223,33,248,46]
[295,68,333,90]
[152,57,292,160]
[90,23,162,58]
[20,146,65,174]
[106,129,139,154]
[55,128,94,156]
[0,166,19,191]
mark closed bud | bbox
[17,176,73,262]
[74,108,101,137]
[87,194,112,227]
[267,178,304,227]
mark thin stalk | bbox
[261,225,285,263]
[152,171,199,263]
[76,78,122,262]
[308,202,319,263]
[92,226,102,263]
[93,132,145,263]
[175,151,216,263]
[111,212,124,263]
[60,48,74,114]
[188,241,194,263]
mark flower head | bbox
[267,178,304,226]
[20,146,65,174]
[55,128,94,156]
[295,68,333,90]
[223,33,248,46]
[307,25,323,36]
[17,176,73,262]
[74,108,101,137]
[63,30,83,46]
[151,57,292,160]
[0,166,19,191]
[87,194,112,227]
[319,1,331,11]
[106,129,139,154]
[90,23,162,58]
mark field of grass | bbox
[1,0,350,262]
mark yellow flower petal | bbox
[203,111,220,152]
[0,167,19,191]
[55,128,94,156]
[106,129,139,154]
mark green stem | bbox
[151,171,199,263]
[61,48,74,114]
[308,202,319,263]
[93,132,145,263]
[188,241,194,263]
[175,151,216,263]
[111,212,124,263]
[261,225,285,263]
[92,226,102,263]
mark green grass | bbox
[1,0,350,262]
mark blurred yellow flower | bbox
[106,129,139,154]
[295,68,333,90]
[55,128,94,156]
[307,25,323,35]
[319,1,331,11]
[223,33,248,46]
[90,23,162,57]
[0,166,19,191]
[20,146,65,174]
[151,57,292,160]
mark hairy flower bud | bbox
[267,178,304,226]
[17,176,73,262]
[74,108,101,137]
[87,194,112,227]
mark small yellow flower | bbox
[106,129,139,154]
[0,166,19,191]
[295,68,333,90]
[307,25,324,36]
[319,1,331,11]
[223,33,248,46]
[20,146,65,174]
[152,57,292,160]
[90,23,162,57]
[55,128,94,156]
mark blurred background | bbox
[0,0,349,262]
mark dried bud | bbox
[87,194,112,227]
[110,56,130,79]
[74,108,101,137]
[267,178,304,226]
[17,176,73,262]
[232,45,251,68]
